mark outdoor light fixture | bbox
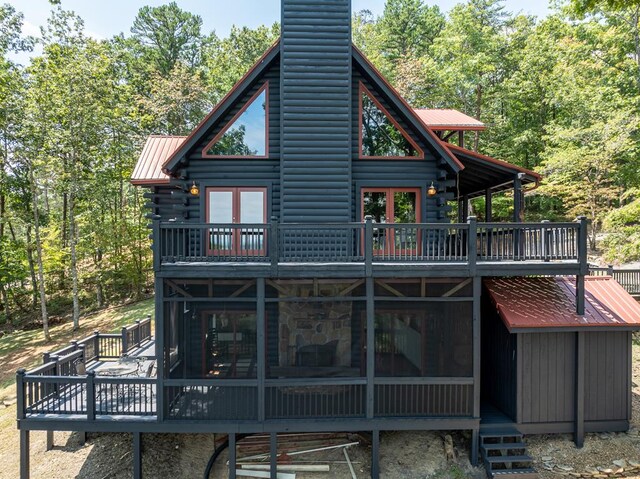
[427,182,437,197]
[189,181,200,196]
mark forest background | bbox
[0,0,638,338]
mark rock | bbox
[613,460,626,468]
[613,467,624,474]
[598,433,612,440]
[597,467,613,474]
[629,460,640,468]
[586,467,600,474]
[543,464,555,471]
[568,473,581,477]
[557,465,574,472]
[542,456,554,462]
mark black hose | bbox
[204,434,250,479]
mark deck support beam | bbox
[46,431,54,451]
[133,432,142,479]
[228,433,236,479]
[371,430,380,479]
[484,189,492,222]
[471,430,479,466]
[20,429,29,479]
[270,432,277,479]
[471,276,481,466]
[513,175,523,223]
[574,332,585,448]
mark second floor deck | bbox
[153,217,589,278]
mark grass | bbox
[0,298,154,392]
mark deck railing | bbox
[589,266,640,295]
[154,217,588,268]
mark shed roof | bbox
[413,109,485,131]
[130,135,185,185]
[485,276,640,332]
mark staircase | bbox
[480,429,538,478]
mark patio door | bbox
[206,187,267,256]
[361,188,421,256]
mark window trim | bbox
[358,82,424,160]
[201,81,269,159]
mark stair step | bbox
[480,429,522,438]
[486,454,533,464]
[492,469,538,479]
[482,442,527,451]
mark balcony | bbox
[153,217,589,278]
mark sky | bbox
[6,0,553,64]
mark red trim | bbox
[358,83,424,160]
[352,45,464,171]
[447,143,542,181]
[201,82,270,159]
[162,40,279,172]
[205,187,268,256]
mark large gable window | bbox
[203,82,268,158]
[359,83,423,159]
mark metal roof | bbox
[130,135,185,185]
[485,276,640,332]
[413,109,485,131]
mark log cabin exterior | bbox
[16,1,640,478]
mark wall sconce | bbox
[427,181,437,197]
[189,181,200,196]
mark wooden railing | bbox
[590,266,640,295]
[154,217,588,269]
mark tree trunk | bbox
[95,248,105,308]
[0,283,10,325]
[69,188,80,330]
[30,168,50,341]
[26,225,38,310]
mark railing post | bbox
[152,219,161,272]
[42,351,51,365]
[93,331,100,361]
[16,369,26,420]
[576,216,588,315]
[541,220,550,262]
[70,340,78,352]
[135,320,141,346]
[86,371,96,421]
[467,216,477,276]
[77,345,86,374]
[270,216,279,275]
[365,216,373,276]
[50,354,60,376]
[121,326,128,355]
[607,264,614,277]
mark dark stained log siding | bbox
[584,331,630,422]
[280,0,352,222]
[519,332,575,424]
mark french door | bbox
[206,187,267,256]
[361,188,421,256]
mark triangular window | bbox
[203,83,268,158]
[360,83,423,159]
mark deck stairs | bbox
[480,429,538,479]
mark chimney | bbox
[280,0,352,223]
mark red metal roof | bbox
[413,109,485,130]
[447,143,542,182]
[131,135,185,185]
[485,276,640,331]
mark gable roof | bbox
[414,109,485,131]
[162,40,281,175]
[131,135,185,185]
[485,276,640,332]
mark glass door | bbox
[362,188,421,257]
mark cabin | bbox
[16,1,640,478]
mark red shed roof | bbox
[131,135,185,185]
[485,276,640,331]
[413,109,485,131]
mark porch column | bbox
[270,433,278,479]
[20,429,29,479]
[574,332,585,448]
[513,174,523,223]
[371,430,380,479]
[257,278,266,422]
[46,431,54,451]
[484,189,492,222]
[228,433,237,479]
[133,432,142,479]
[462,196,469,222]
[155,277,165,421]
[366,277,375,419]
[471,276,482,466]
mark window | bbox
[203,83,268,157]
[359,83,423,159]
[206,187,267,255]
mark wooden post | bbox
[121,327,128,355]
[513,175,523,223]
[229,433,236,479]
[471,276,481,466]
[458,130,464,149]
[20,429,29,479]
[484,189,492,222]
[541,220,550,262]
[154,277,165,421]
[93,331,100,361]
[270,432,277,479]
[46,431,54,451]
[133,432,142,479]
[366,277,374,419]
[86,371,96,421]
[467,216,477,276]
[16,369,25,420]
[270,216,279,276]
[257,279,266,422]
[152,219,161,272]
[364,216,373,277]
[462,196,469,222]
[577,216,588,315]
[371,430,380,479]
[135,320,141,347]
[607,264,614,276]
[575,332,585,448]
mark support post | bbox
[371,430,380,479]
[484,189,492,222]
[467,216,477,276]
[133,432,142,479]
[471,430,479,466]
[270,432,277,479]
[93,331,100,361]
[46,431,54,451]
[152,219,161,272]
[20,429,29,479]
[513,175,523,223]
[228,433,236,479]
[364,216,373,277]
[155,277,165,421]
[471,276,481,465]
[257,278,266,422]
[576,275,585,316]
[541,220,550,262]
[458,130,464,149]
[86,371,96,421]
[462,196,469,223]
[16,369,25,421]
[366,277,375,419]
[575,332,585,448]
[270,216,279,276]
[607,264,614,277]
[576,216,588,315]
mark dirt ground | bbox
[0,332,637,478]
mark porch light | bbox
[427,182,437,197]
[189,181,200,196]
